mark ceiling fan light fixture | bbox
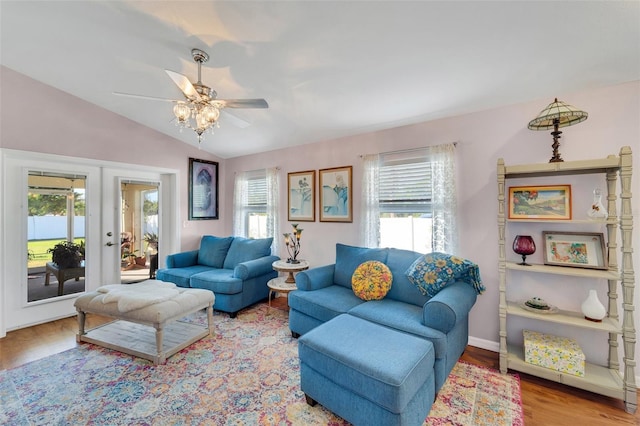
[173,102,190,122]
[114,48,268,145]
[202,105,220,124]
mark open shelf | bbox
[505,261,619,280]
[506,344,624,399]
[505,301,621,333]
[504,157,621,178]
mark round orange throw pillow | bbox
[351,260,393,300]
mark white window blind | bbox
[247,175,267,207]
[379,154,432,215]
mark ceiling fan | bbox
[114,48,268,143]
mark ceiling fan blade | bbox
[165,69,201,101]
[113,92,178,102]
[217,99,269,109]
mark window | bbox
[362,144,457,254]
[234,169,267,238]
[233,168,280,254]
[379,155,433,253]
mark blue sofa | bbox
[156,236,279,317]
[289,243,481,393]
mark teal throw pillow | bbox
[223,237,273,269]
[198,236,233,268]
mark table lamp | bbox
[528,98,588,163]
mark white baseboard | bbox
[468,336,499,353]
[467,336,640,389]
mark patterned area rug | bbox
[0,304,522,425]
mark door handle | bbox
[106,242,114,247]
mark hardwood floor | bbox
[1,301,638,425]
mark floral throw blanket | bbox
[405,252,485,298]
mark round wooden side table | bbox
[269,260,310,309]
[267,277,298,309]
[271,259,309,283]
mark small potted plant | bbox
[143,232,158,254]
[48,240,84,269]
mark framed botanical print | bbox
[288,170,315,221]
[319,166,352,222]
[189,157,218,220]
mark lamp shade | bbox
[528,98,588,130]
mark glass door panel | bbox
[27,173,86,302]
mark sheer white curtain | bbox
[430,143,458,254]
[360,143,457,253]
[266,167,280,256]
[233,171,249,237]
[360,154,380,248]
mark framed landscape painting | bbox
[319,166,352,222]
[508,185,571,220]
[288,170,315,221]
[189,157,218,220]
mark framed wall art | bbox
[542,231,607,270]
[288,170,315,221]
[508,185,571,220]
[189,157,219,220]
[319,166,352,222]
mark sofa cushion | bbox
[198,236,233,268]
[351,260,393,300]
[289,285,364,323]
[385,248,430,306]
[223,237,273,269]
[190,269,243,294]
[156,265,213,288]
[405,252,485,297]
[334,243,388,288]
[348,299,447,359]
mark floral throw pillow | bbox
[351,260,393,301]
[405,252,485,297]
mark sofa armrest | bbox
[234,255,280,280]
[422,280,478,333]
[295,264,336,291]
[166,250,199,268]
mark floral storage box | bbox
[523,330,585,377]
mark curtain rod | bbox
[234,166,280,175]
[359,142,458,158]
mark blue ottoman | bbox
[298,314,436,426]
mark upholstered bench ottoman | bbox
[74,280,214,364]
[298,314,436,426]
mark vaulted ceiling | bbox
[2,1,638,158]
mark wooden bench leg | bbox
[206,306,214,336]
[155,323,166,365]
[76,309,86,342]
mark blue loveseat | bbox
[156,236,279,317]
[289,243,482,393]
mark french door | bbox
[0,151,179,335]
[101,169,166,285]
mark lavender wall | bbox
[224,81,640,357]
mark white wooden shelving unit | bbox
[497,146,636,414]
